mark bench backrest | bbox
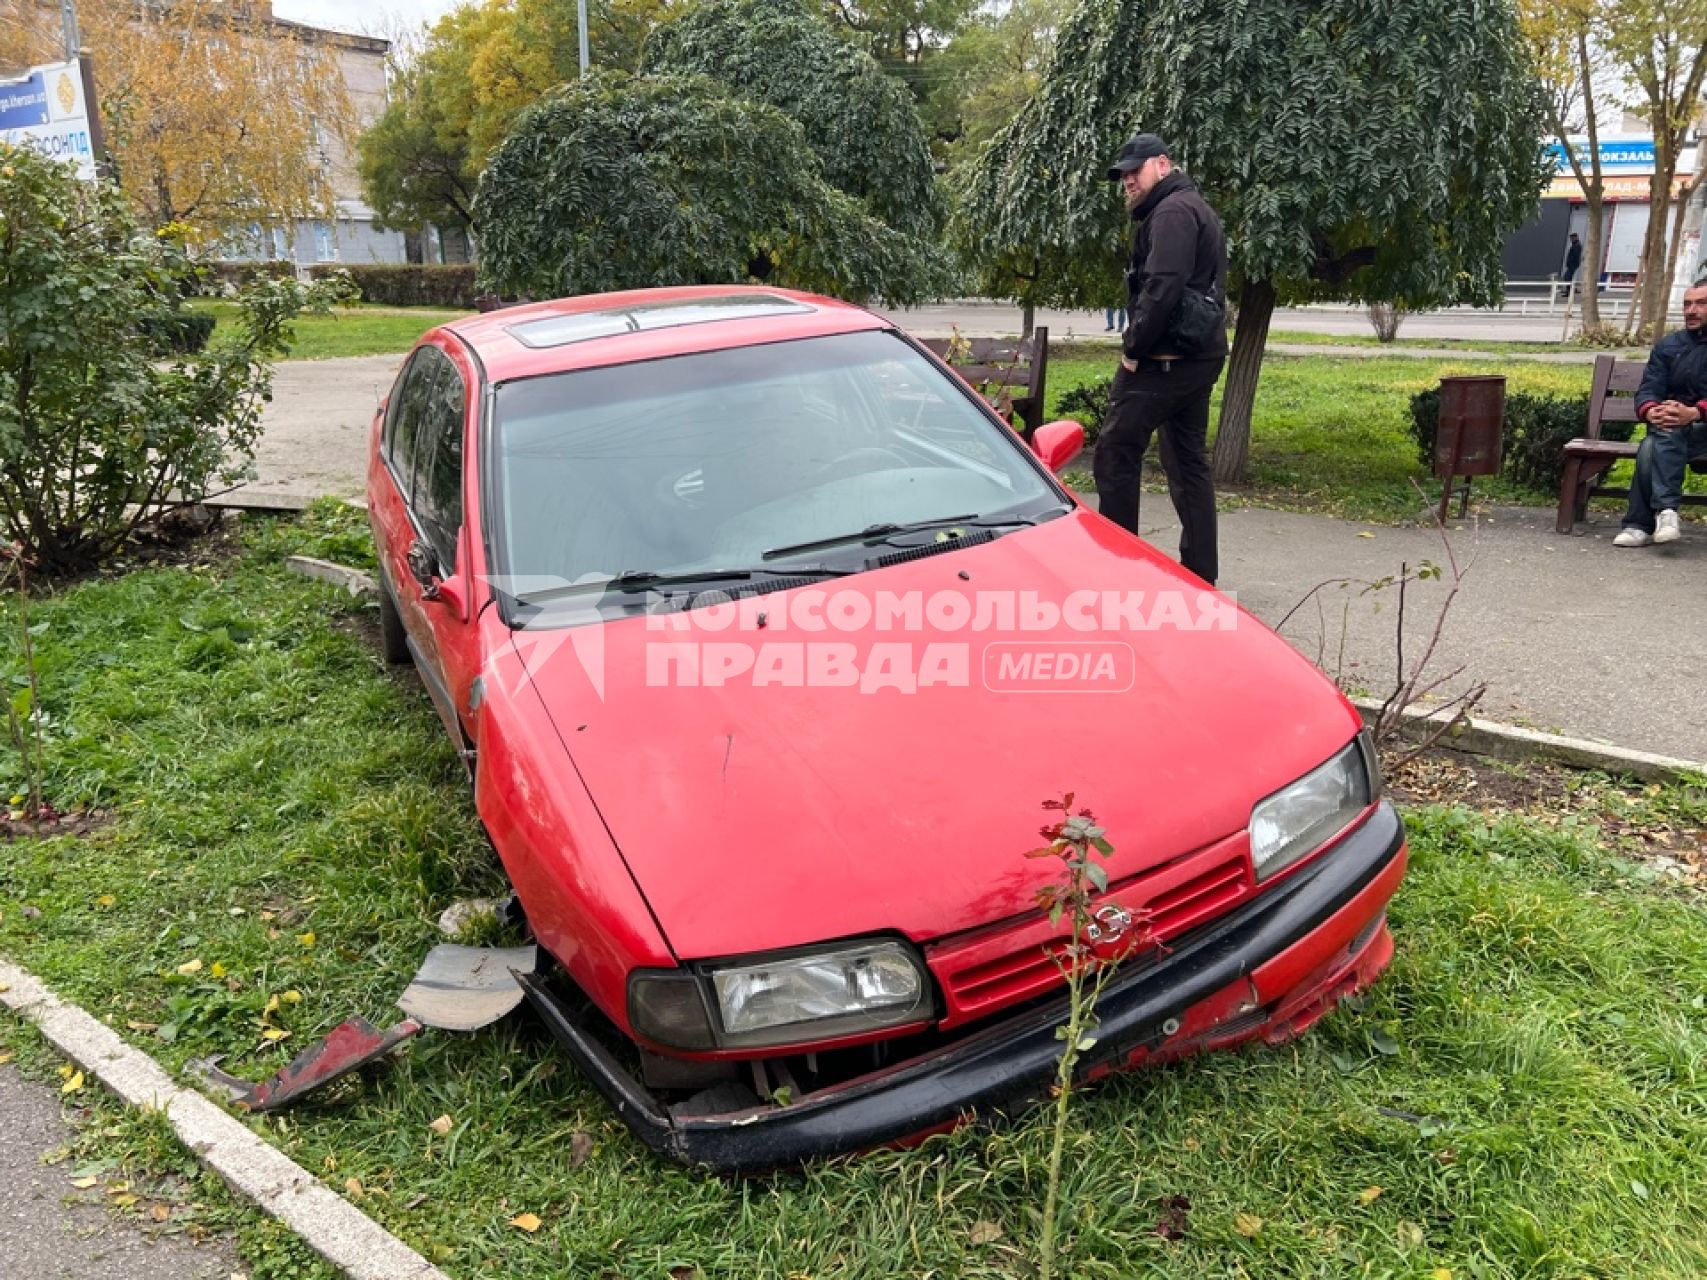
[1585,354,1646,438]
[920,328,1050,438]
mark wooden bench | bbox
[921,328,1049,440]
[1556,353,1707,533]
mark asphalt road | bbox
[0,1063,239,1280]
[240,330,1707,766]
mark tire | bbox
[378,577,411,665]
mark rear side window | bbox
[384,349,444,503]
[415,355,468,567]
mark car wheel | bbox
[378,577,411,665]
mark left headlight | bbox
[629,939,934,1052]
[1248,733,1377,882]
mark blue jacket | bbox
[1636,325,1707,423]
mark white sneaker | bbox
[1613,527,1653,547]
[1654,510,1682,544]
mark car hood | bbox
[512,511,1363,960]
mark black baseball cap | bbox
[1107,133,1170,181]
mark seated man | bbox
[1614,279,1707,547]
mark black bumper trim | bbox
[520,801,1405,1173]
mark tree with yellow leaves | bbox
[0,0,358,242]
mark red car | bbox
[366,285,1406,1171]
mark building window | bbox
[314,222,336,262]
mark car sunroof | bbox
[505,295,816,349]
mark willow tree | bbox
[476,74,952,303]
[642,0,944,239]
[955,0,1550,484]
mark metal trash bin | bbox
[1433,375,1505,520]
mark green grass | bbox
[190,300,472,361]
[2,505,1706,1277]
[1264,329,1647,358]
[1047,352,1613,522]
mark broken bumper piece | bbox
[519,801,1408,1174]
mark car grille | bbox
[926,832,1252,1029]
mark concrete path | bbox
[0,1063,239,1280]
[243,349,1707,766]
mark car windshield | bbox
[489,330,1061,603]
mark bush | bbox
[199,259,299,293]
[309,263,479,308]
[1408,387,1634,494]
[137,308,217,355]
[0,147,355,573]
[1056,377,1113,446]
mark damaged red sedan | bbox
[366,285,1406,1171]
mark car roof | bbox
[440,285,894,384]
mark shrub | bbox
[308,263,479,308]
[0,146,356,573]
[1056,377,1113,446]
[1408,387,1634,495]
[199,259,299,293]
[1368,301,1407,342]
[137,308,217,354]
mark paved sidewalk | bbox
[243,354,1707,767]
[0,1063,239,1280]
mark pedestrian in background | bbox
[1095,132,1229,585]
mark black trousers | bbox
[1092,356,1225,584]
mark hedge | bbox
[199,260,299,293]
[137,308,217,355]
[1408,387,1632,494]
[308,264,479,309]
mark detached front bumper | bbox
[520,801,1408,1174]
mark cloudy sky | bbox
[272,1,465,40]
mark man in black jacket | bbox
[1096,132,1228,584]
[1613,279,1707,548]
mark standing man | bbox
[1095,132,1228,585]
[1562,232,1583,284]
[1612,278,1707,547]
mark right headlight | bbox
[1248,732,1377,882]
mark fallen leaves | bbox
[175,959,203,976]
[1233,1211,1263,1238]
[510,1212,543,1233]
[1152,1194,1191,1240]
[59,1068,85,1094]
[1357,1185,1384,1206]
[429,1114,454,1136]
[968,1220,1003,1245]
[570,1131,595,1168]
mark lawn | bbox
[1265,329,1647,358]
[1046,351,1617,522]
[190,300,472,361]
[2,505,1706,1279]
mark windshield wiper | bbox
[513,565,846,606]
[762,507,1067,562]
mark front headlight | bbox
[629,939,933,1052]
[1248,733,1377,881]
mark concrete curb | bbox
[1350,697,1706,784]
[286,556,377,597]
[0,959,450,1280]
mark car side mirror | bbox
[407,537,469,619]
[1031,419,1085,473]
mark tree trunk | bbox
[1659,179,1692,337]
[1021,299,1035,340]
[1580,193,1605,331]
[1210,278,1275,487]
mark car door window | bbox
[414,354,467,570]
[385,351,443,505]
